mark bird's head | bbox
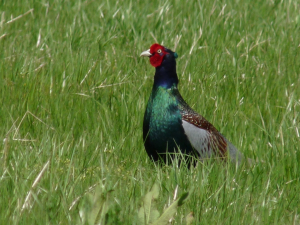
[140,43,178,68]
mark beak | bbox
[140,49,152,57]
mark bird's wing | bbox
[180,111,227,158]
[173,90,230,158]
[172,88,245,164]
[181,110,245,164]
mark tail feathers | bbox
[222,135,253,165]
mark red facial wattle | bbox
[149,53,164,67]
[149,43,168,67]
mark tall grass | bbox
[0,0,299,224]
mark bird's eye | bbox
[157,49,162,54]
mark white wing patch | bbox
[182,120,213,158]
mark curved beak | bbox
[140,49,152,57]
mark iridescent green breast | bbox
[143,85,195,162]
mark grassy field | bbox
[1,0,300,224]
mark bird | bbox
[140,43,245,165]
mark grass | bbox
[1,0,300,224]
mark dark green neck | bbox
[154,57,178,89]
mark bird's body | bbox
[143,84,196,162]
[141,43,244,165]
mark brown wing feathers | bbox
[176,91,227,157]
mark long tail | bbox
[221,135,252,165]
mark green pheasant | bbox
[141,43,245,165]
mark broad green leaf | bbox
[78,187,112,225]
[138,184,160,224]
[152,192,189,225]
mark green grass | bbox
[1,0,300,224]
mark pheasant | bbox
[140,43,245,165]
